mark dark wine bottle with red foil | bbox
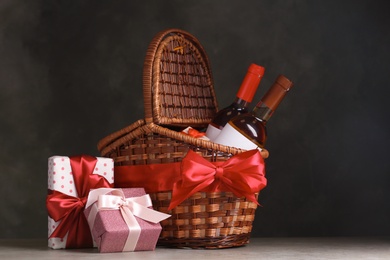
[205,63,265,141]
[213,75,293,150]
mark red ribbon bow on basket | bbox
[169,149,267,210]
[46,155,112,248]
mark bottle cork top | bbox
[275,74,293,91]
[236,63,265,102]
[260,74,293,111]
[248,63,265,76]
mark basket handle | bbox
[142,28,214,124]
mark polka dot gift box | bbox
[46,155,114,249]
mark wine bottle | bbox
[205,63,265,141]
[213,74,293,150]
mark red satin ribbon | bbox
[114,150,266,211]
[115,162,181,192]
[46,155,113,248]
[183,128,206,138]
[169,149,266,209]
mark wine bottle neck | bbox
[234,97,250,108]
[252,75,293,123]
[236,64,265,103]
[252,103,273,123]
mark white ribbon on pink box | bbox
[85,188,171,252]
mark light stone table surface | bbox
[1,237,390,260]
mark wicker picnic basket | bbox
[97,28,268,249]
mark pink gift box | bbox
[84,188,168,253]
[47,155,114,249]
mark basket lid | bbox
[143,29,218,128]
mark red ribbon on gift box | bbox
[114,149,267,210]
[46,155,113,248]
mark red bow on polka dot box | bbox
[46,155,114,249]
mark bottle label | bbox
[205,124,222,141]
[213,123,261,151]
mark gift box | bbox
[46,155,114,249]
[84,188,170,253]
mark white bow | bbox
[86,188,170,251]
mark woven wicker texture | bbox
[143,29,218,127]
[150,191,258,248]
[98,120,269,165]
[97,29,268,249]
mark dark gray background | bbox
[1,0,389,238]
